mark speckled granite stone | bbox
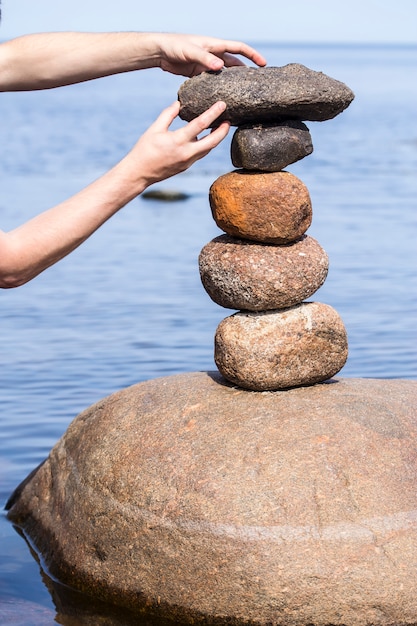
[6,372,417,625]
[214,302,348,390]
[199,234,328,310]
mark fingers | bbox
[220,41,267,67]
[198,120,231,152]
[150,100,180,131]
[221,52,246,68]
[205,40,267,69]
[187,38,267,72]
[149,100,227,143]
[180,101,227,140]
[202,51,224,72]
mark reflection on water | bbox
[0,43,416,623]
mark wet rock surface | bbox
[231,121,313,172]
[6,372,417,625]
[178,64,355,126]
[209,170,312,244]
[214,303,348,390]
[199,234,328,311]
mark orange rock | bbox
[209,170,312,244]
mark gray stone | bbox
[199,234,328,311]
[6,373,417,624]
[178,64,355,126]
[142,188,190,202]
[231,121,313,172]
[214,303,348,390]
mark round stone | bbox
[178,64,355,126]
[199,235,328,311]
[209,170,312,244]
[214,302,348,390]
[231,121,313,172]
[6,372,417,624]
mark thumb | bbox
[187,45,224,72]
[204,53,224,71]
[150,101,181,131]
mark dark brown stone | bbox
[6,373,417,624]
[209,170,312,244]
[231,121,313,172]
[214,303,348,390]
[178,65,355,126]
[199,234,328,310]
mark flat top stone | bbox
[178,64,355,126]
[6,373,417,625]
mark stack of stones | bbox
[178,64,355,391]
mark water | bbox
[0,42,416,624]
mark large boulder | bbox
[6,373,417,625]
[178,65,355,126]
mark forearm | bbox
[0,100,229,288]
[0,162,145,288]
[0,32,161,91]
[0,31,267,91]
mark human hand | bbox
[155,33,267,77]
[121,100,230,192]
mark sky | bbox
[0,0,416,44]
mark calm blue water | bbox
[1,43,416,623]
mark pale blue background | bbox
[1,0,416,44]
[0,2,416,619]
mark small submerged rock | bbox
[142,189,190,202]
[178,64,355,126]
[199,234,328,311]
[209,170,312,244]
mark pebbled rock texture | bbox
[6,372,417,625]
[231,121,313,172]
[199,234,328,311]
[214,303,348,390]
[178,64,355,126]
[209,170,312,244]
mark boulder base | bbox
[6,373,417,625]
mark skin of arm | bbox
[0,32,267,90]
[0,101,230,288]
[0,32,266,287]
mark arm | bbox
[0,101,230,288]
[0,32,267,91]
